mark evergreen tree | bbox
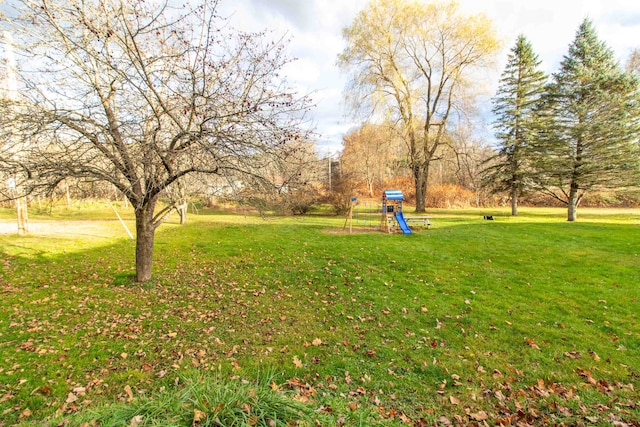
[532,19,640,221]
[485,35,547,215]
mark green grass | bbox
[1,205,639,426]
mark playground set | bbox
[345,190,431,234]
[381,190,412,234]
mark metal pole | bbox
[109,202,134,240]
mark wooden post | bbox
[349,197,356,234]
[16,195,28,235]
[342,197,356,233]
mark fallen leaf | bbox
[124,385,134,401]
[130,415,144,427]
[525,338,541,350]
[294,394,310,404]
[66,392,78,404]
[312,338,322,346]
[293,356,303,368]
[470,411,488,421]
[564,351,582,359]
[449,395,460,405]
[193,408,207,423]
[399,413,412,423]
[438,416,452,426]
[576,368,597,385]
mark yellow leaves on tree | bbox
[339,0,501,212]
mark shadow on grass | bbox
[1,211,640,426]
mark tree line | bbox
[486,21,640,221]
[337,0,640,222]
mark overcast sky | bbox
[218,0,640,155]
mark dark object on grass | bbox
[483,215,494,220]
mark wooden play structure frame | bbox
[381,190,412,234]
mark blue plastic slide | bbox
[394,212,412,234]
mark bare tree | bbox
[0,0,312,281]
[236,136,323,215]
[447,122,494,205]
[340,123,400,197]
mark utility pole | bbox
[328,151,332,192]
[3,31,28,235]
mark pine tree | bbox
[532,19,640,221]
[485,35,547,215]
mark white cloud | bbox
[219,0,640,154]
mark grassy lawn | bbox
[1,205,639,426]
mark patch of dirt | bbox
[323,227,382,235]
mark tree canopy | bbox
[338,0,500,212]
[0,0,313,281]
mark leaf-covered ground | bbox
[1,207,639,426]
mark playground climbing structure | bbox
[381,190,412,234]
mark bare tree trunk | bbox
[413,163,428,213]
[177,202,187,225]
[16,196,28,235]
[135,197,157,282]
[567,184,579,222]
[511,186,518,216]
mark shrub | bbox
[425,184,476,208]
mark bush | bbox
[425,184,477,208]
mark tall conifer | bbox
[532,19,640,221]
[486,35,547,215]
